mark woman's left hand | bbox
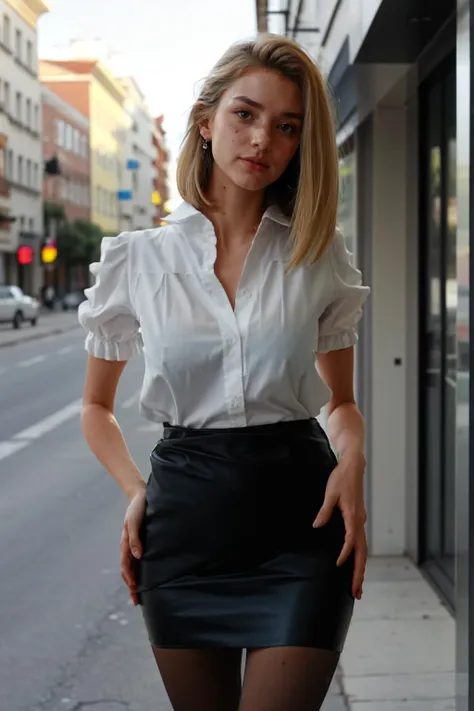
[312,451,367,600]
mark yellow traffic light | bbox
[41,244,57,264]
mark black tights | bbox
[152,646,340,711]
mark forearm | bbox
[327,401,366,468]
[81,403,146,501]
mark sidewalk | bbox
[339,556,456,710]
[0,309,81,349]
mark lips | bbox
[240,157,268,171]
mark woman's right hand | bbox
[120,487,147,606]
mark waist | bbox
[162,417,327,442]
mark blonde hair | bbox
[176,34,339,268]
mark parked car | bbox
[61,290,86,311]
[0,285,40,329]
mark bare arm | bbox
[317,346,366,472]
[81,355,147,501]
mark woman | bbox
[79,33,370,711]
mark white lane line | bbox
[121,390,141,409]
[58,346,75,355]
[17,355,46,368]
[0,440,30,460]
[0,398,83,462]
[11,399,82,441]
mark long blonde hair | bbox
[176,34,339,268]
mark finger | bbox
[128,525,142,559]
[336,528,356,567]
[121,558,137,591]
[352,538,368,598]
[313,495,338,528]
[120,539,136,589]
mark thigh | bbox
[239,646,339,711]
[152,646,243,711]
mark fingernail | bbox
[133,549,141,559]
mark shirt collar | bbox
[164,201,291,227]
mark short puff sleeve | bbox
[78,233,143,361]
[317,231,370,353]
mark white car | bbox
[0,285,40,329]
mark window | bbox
[17,155,23,184]
[26,39,32,69]
[34,104,39,132]
[15,91,21,123]
[26,98,31,128]
[65,124,72,151]
[3,81,9,112]
[33,163,38,188]
[3,14,10,49]
[56,119,65,146]
[28,217,33,231]
[6,149,12,179]
[26,159,31,187]
[420,59,457,603]
[20,216,25,230]
[73,129,80,154]
[0,147,5,178]
[15,29,21,61]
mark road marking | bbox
[11,399,83,441]
[0,398,83,462]
[0,440,30,460]
[17,355,46,368]
[121,390,141,409]
[58,345,75,355]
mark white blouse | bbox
[78,201,370,428]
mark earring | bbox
[202,137,209,150]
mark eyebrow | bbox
[232,95,303,120]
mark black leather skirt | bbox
[134,418,355,652]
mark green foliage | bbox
[44,202,105,267]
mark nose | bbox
[250,124,271,150]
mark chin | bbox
[231,172,273,193]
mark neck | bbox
[204,167,265,246]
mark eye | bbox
[236,109,252,120]
[279,123,297,135]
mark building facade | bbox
[151,115,170,226]
[259,0,472,707]
[117,76,155,232]
[42,85,90,222]
[0,0,48,294]
[39,58,128,235]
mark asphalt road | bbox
[0,326,346,711]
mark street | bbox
[0,324,348,711]
[0,326,170,711]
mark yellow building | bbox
[40,58,128,234]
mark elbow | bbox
[326,397,357,419]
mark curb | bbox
[0,323,81,350]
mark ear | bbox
[198,113,213,142]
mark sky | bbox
[38,0,259,207]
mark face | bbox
[201,68,303,193]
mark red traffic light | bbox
[17,245,34,265]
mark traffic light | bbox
[41,238,57,264]
[17,245,34,265]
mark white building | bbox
[117,76,156,232]
[0,0,48,293]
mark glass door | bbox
[419,59,456,605]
